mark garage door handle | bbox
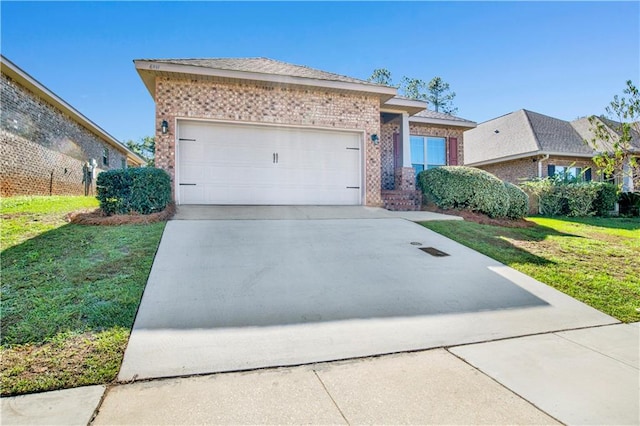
[273,153,279,164]
[346,186,360,189]
[179,183,196,186]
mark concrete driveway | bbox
[119,206,616,381]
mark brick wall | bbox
[0,72,125,197]
[478,158,539,184]
[380,121,400,190]
[1,130,103,196]
[154,76,382,205]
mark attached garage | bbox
[177,120,363,205]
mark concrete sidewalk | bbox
[3,323,638,425]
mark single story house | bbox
[464,109,639,191]
[1,55,144,197]
[134,58,476,209]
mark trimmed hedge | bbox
[504,182,529,219]
[418,166,518,218]
[96,167,171,215]
[522,179,618,217]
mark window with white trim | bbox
[410,136,446,175]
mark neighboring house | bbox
[1,55,144,197]
[464,109,639,191]
[134,58,476,209]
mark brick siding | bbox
[154,77,382,205]
[0,72,125,197]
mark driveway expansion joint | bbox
[312,370,350,425]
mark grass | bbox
[421,216,640,323]
[1,196,165,396]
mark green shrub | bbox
[564,183,599,217]
[97,168,171,215]
[522,178,566,216]
[591,183,618,216]
[418,166,510,218]
[522,178,618,217]
[504,182,529,219]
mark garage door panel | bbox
[178,121,361,205]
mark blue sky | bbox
[2,1,638,142]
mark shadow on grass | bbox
[0,221,165,347]
[420,220,584,268]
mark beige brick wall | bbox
[478,158,539,184]
[154,77,382,205]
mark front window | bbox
[410,136,446,176]
[548,165,591,182]
[102,148,109,167]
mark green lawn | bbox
[1,196,165,395]
[421,216,640,323]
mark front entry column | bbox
[395,112,416,191]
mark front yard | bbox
[1,196,165,396]
[421,216,640,323]
[2,196,638,396]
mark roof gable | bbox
[464,109,540,165]
[146,58,370,85]
[464,109,602,166]
[135,57,397,100]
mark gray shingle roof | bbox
[412,108,476,125]
[142,57,379,86]
[528,110,593,154]
[464,109,596,165]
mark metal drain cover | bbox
[419,247,449,257]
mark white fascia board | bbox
[410,115,477,129]
[134,60,397,100]
[2,55,145,165]
[382,97,427,115]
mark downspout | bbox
[537,154,549,215]
[538,154,549,178]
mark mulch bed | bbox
[422,204,536,228]
[67,203,175,226]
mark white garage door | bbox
[177,121,362,205]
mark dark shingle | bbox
[142,57,379,86]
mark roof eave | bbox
[465,150,596,167]
[134,60,397,101]
[1,55,145,166]
[409,115,477,129]
[381,97,426,115]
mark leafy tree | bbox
[368,68,395,86]
[125,136,155,167]
[400,77,428,101]
[586,80,639,191]
[427,77,457,114]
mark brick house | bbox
[464,109,639,192]
[1,55,144,197]
[135,58,476,209]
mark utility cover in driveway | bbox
[119,218,616,381]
